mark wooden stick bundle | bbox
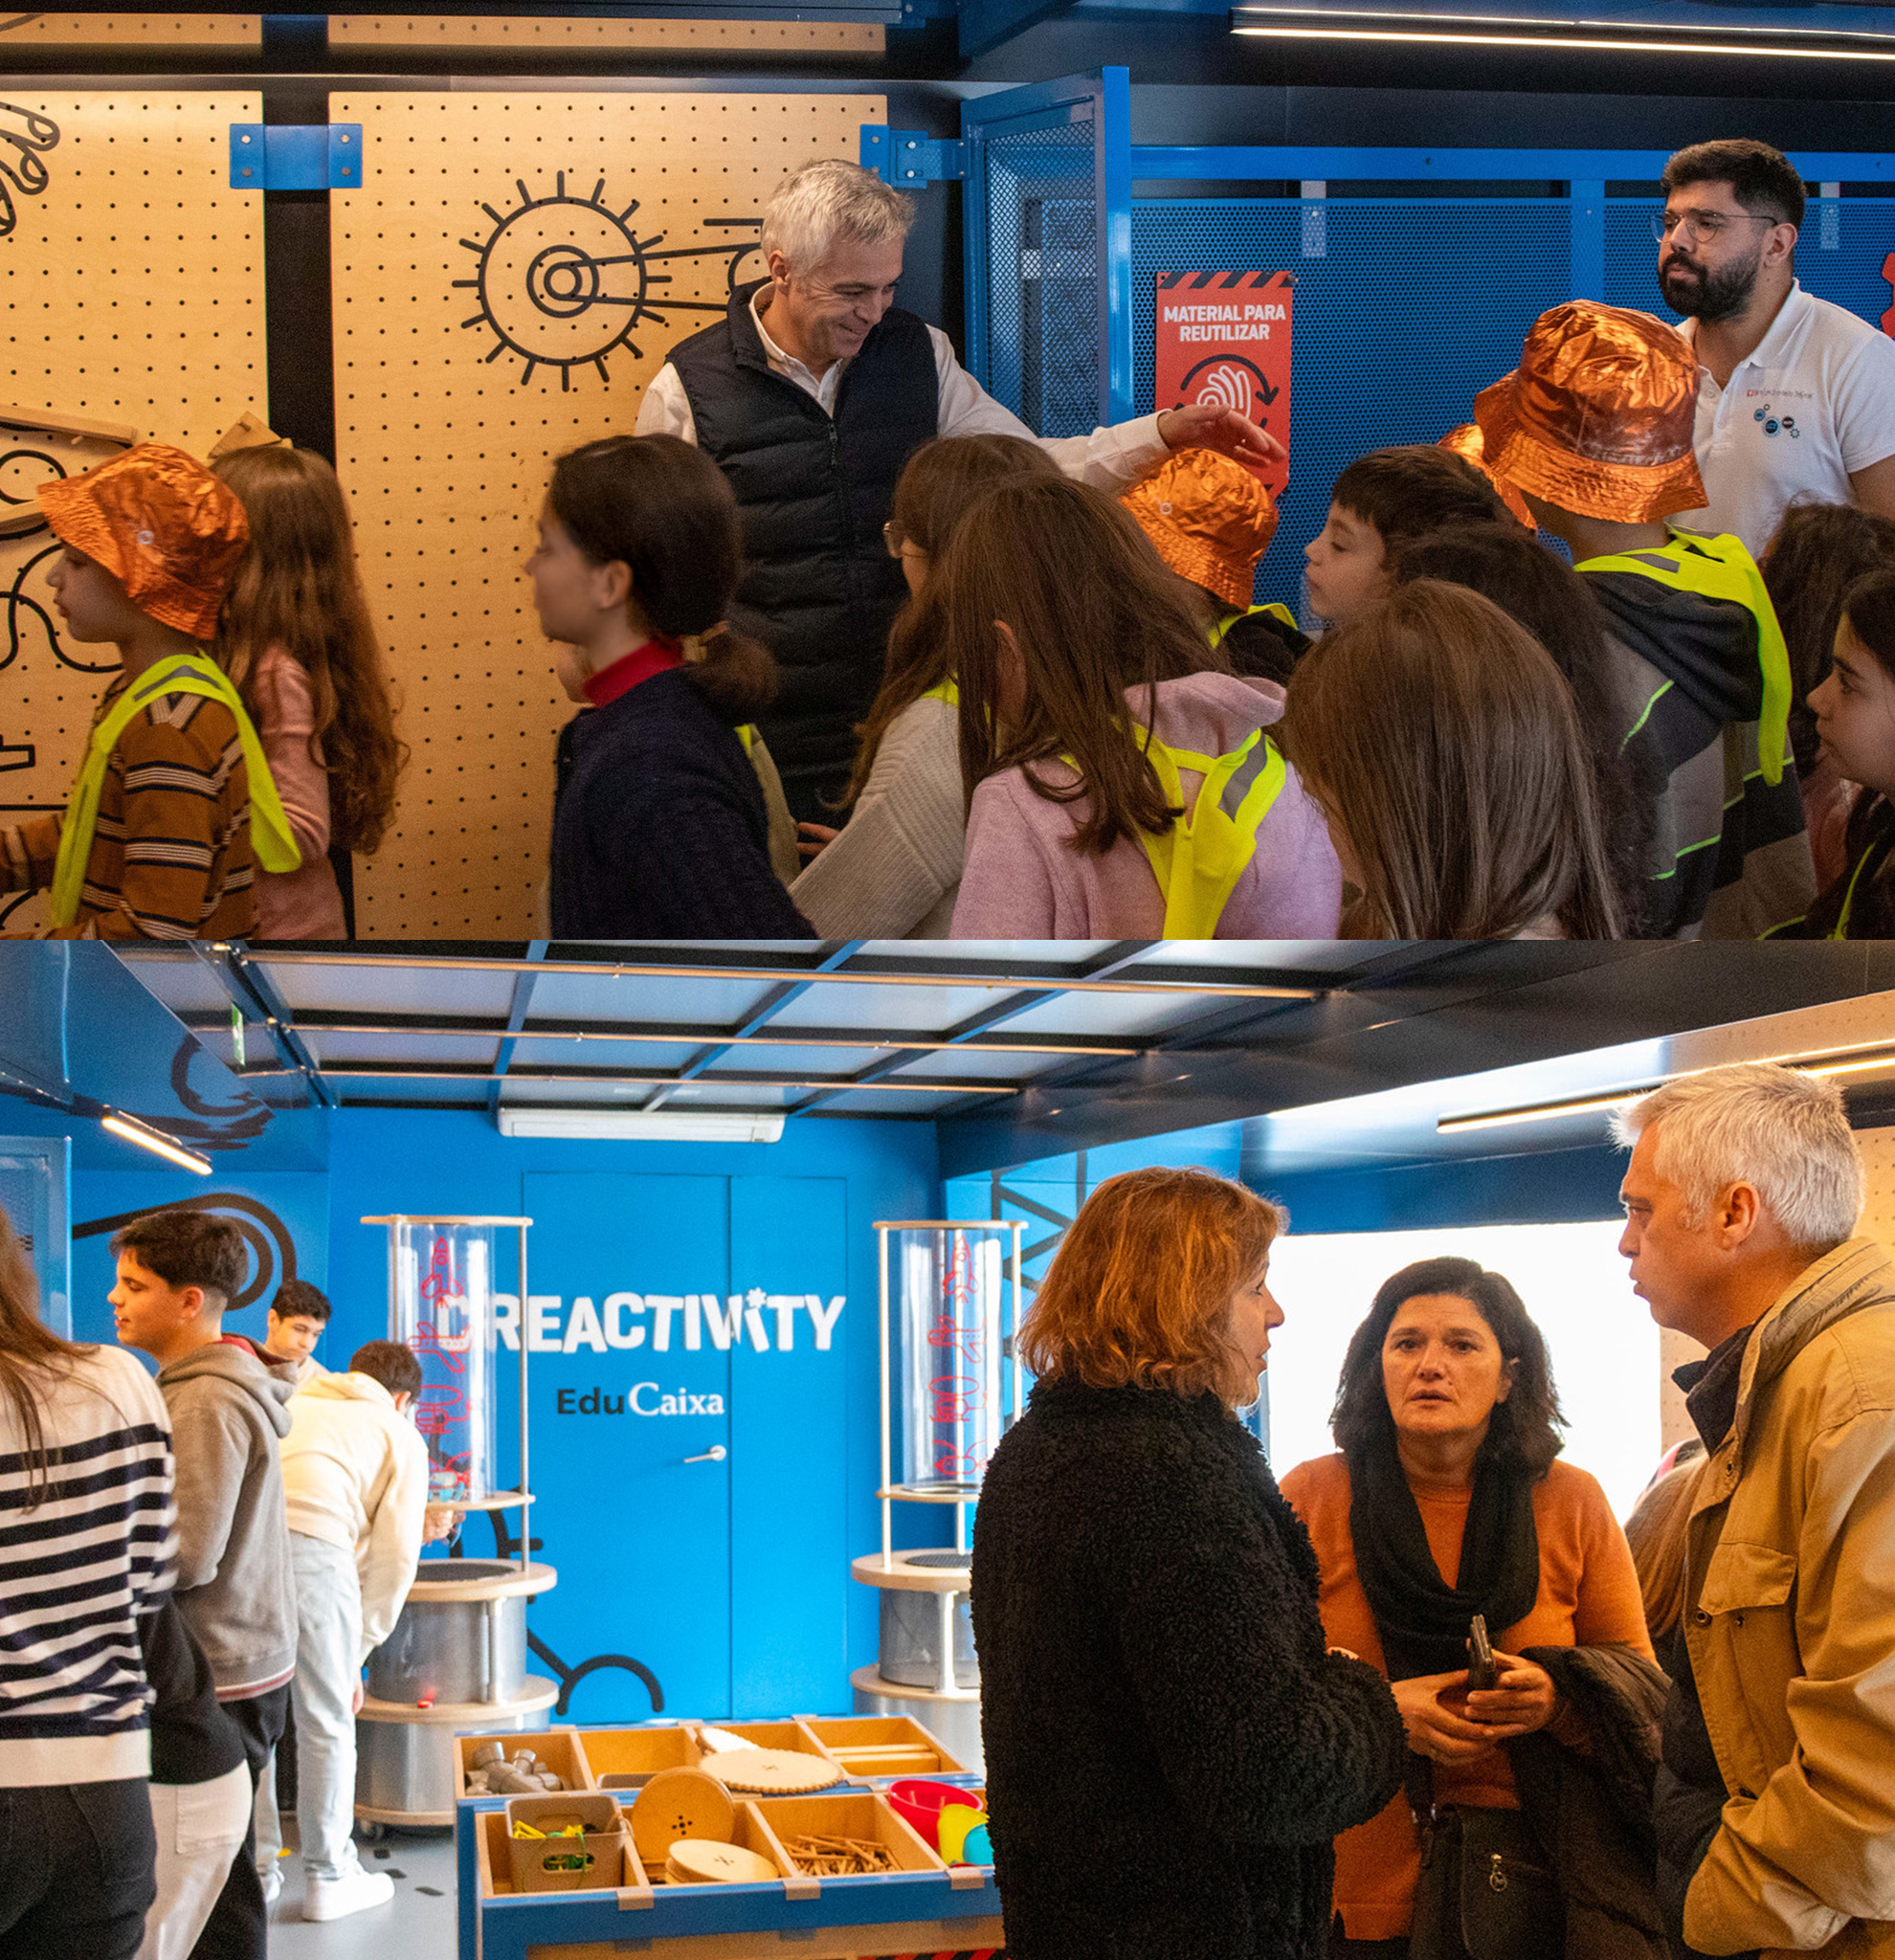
[780,1833,897,1876]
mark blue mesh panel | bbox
[1604,196,1895,328]
[1134,198,1575,608]
[984,119,1098,436]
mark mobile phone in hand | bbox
[1466,1614,1498,1692]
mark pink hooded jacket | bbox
[950,672,1342,939]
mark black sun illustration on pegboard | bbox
[457,172,763,390]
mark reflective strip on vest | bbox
[1576,531,1792,789]
[50,650,301,928]
[1130,727,1289,937]
[920,677,960,708]
[1209,602,1298,650]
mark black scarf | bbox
[1345,1427,1542,1680]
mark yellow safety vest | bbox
[51,650,301,927]
[1209,602,1298,650]
[1827,832,1890,940]
[1575,531,1792,789]
[920,677,961,708]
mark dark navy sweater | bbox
[549,667,815,940]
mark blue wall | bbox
[69,1108,939,1722]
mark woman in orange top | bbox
[1279,1256,1657,1959]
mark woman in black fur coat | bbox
[971,1168,1407,1960]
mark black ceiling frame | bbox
[640,939,866,1114]
[780,939,1158,1118]
[199,946,336,1111]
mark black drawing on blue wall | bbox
[0,100,58,240]
[76,1192,299,1315]
[457,173,761,390]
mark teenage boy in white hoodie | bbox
[260,1340,429,1923]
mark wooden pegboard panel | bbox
[332,91,887,940]
[1,91,266,935]
[330,17,884,55]
[0,16,260,47]
[1858,1124,1895,1249]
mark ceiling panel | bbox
[254,959,522,1019]
[525,970,781,1028]
[308,1033,502,1069]
[770,982,1025,1034]
[890,1047,1076,1083]
[505,1037,703,1072]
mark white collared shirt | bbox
[1677,279,1895,556]
[635,287,1170,489]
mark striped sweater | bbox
[0,668,256,939]
[0,1345,176,1787]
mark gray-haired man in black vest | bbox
[638,158,1279,824]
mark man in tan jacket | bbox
[1616,1061,1895,1960]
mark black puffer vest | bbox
[668,279,938,817]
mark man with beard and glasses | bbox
[1657,139,1895,558]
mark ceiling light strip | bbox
[1232,2,1895,40]
[100,1111,212,1174]
[242,950,1315,1000]
[1229,19,1895,56]
[1437,1044,1895,1134]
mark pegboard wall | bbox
[0,92,267,934]
[332,91,886,940]
[329,17,884,55]
[1857,1125,1895,1249]
[0,17,259,48]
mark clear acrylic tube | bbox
[898,1225,1007,1493]
[389,1219,498,1503]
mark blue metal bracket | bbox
[860,126,966,188]
[228,123,364,191]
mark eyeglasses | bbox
[1651,208,1778,245]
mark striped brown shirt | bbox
[1,670,256,938]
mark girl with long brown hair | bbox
[944,477,1342,937]
[212,446,405,939]
[791,434,1057,937]
[1282,580,1624,939]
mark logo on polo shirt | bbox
[1754,405,1801,438]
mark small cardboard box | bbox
[799,1715,967,1779]
[504,1792,626,1894]
[753,1791,946,1887]
[580,1723,704,1790]
[457,1725,593,1798]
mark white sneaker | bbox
[258,1862,282,1907]
[301,1863,394,1922]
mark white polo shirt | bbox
[1677,279,1895,557]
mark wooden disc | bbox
[665,1838,779,1886]
[629,1768,736,1864]
[699,1748,842,1793]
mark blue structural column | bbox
[1570,179,1606,301]
[1100,66,1135,428]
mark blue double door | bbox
[520,1173,850,1723]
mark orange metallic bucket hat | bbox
[37,441,250,641]
[1438,424,1535,529]
[1120,447,1277,612]
[1473,301,1706,525]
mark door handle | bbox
[683,1444,727,1464]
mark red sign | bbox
[1153,270,1293,496]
